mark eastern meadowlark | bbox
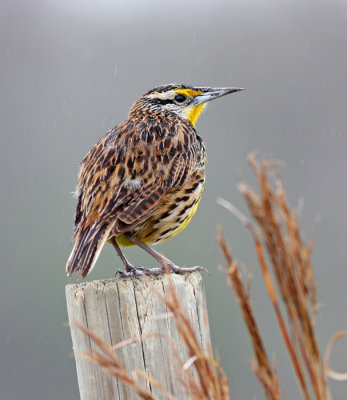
[66,84,243,278]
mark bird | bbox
[66,84,243,278]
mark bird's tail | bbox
[66,221,113,278]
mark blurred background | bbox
[1,0,347,398]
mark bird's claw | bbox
[115,265,153,278]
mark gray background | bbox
[1,0,346,399]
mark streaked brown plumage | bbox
[66,84,243,278]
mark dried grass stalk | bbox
[324,331,347,382]
[218,154,332,400]
[218,227,280,400]
[155,267,230,400]
[74,320,158,400]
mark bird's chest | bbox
[140,170,205,244]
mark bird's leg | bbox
[125,234,206,275]
[110,237,152,277]
[109,237,138,277]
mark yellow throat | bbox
[174,88,207,126]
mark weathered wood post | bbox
[66,272,211,400]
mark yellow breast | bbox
[115,179,204,247]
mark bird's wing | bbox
[73,117,198,236]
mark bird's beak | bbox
[194,87,245,105]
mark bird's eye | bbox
[174,94,186,103]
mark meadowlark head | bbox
[129,84,244,126]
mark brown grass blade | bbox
[218,226,280,400]
[73,320,158,400]
[154,267,230,400]
[324,331,347,382]
[218,154,334,400]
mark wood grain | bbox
[66,272,211,399]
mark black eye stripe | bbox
[153,98,174,105]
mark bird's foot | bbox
[115,265,152,278]
[142,263,208,275]
[115,264,208,278]
[166,264,208,274]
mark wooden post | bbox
[66,272,211,400]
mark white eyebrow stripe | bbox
[147,90,175,100]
